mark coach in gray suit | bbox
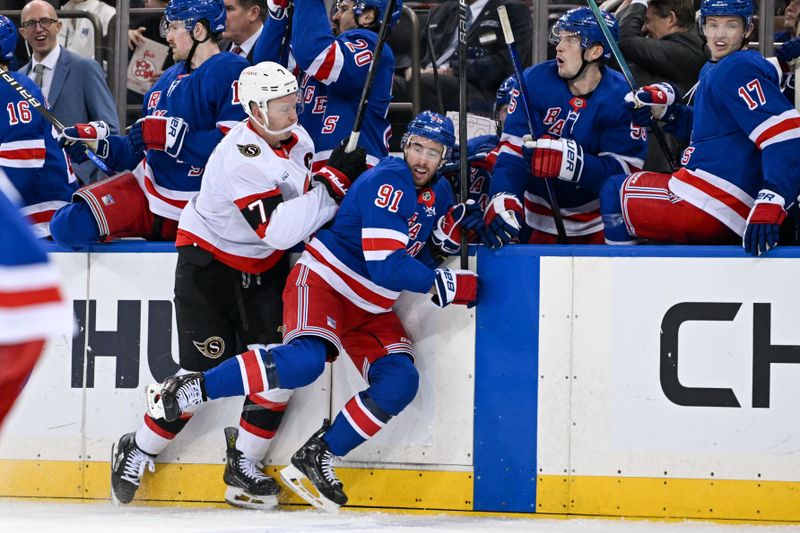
[17,0,119,183]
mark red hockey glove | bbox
[130,116,188,158]
[744,190,788,257]
[523,136,584,182]
[432,267,478,308]
[432,200,485,254]
[482,193,523,248]
[57,121,111,163]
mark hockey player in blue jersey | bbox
[254,0,399,170]
[49,0,248,248]
[143,111,481,512]
[484,8,647,246]
[600,0,800,256]
[0,171,72,430]
[441,75,516,213]
[0,15,76,238]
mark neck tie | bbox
[231,46,243,56]
[33,64,45,88]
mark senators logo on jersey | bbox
[237,144,261,158]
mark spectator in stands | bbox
[58,0,116,61]
[393,0,532,115]
[17,0,119,183]
[617,0,706,171]
[220,0,265,62]
[127,0,172,126]
[775,0,800,42]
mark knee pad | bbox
[49,201,101,248]
[270,336,328,389]
[366,354,419,416]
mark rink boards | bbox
[2,243,800,521]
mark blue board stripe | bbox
[474,246,539,512]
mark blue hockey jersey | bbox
[297,157,454,314]
[442,133,499,211]
[0,178,72,344]
[0,72,76,237]
[254,0,394,170]
[103,52,248,221]
[664,50,800,237]
[491,61,647,237]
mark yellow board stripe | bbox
[537,474,800,522]
[0,460,472,510]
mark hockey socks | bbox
[324,391,392,456]
[204,337,329,399]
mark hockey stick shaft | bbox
[0,68,113,176]
[345,0,397,153]
[584,0,678,172]
[498,5,568,244]
[458,0,469,268]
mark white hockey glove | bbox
[432,268,479,308]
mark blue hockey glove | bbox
[777,36,800,65]
[744,190,788,256]
[432,267,478,308]
[623,83,677,127]
[482,193,523,248]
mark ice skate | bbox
[146,372,206,422]
[280,419,347,513]
[110,432,155,505]
[222,427,280,509]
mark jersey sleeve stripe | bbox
[307,42,344,84]
[0,139,46,168]
[598,152,645,174]
[361,227,409,245]
[749,110,800,149]
[233,188,282,211]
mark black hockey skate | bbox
[110,432,155,505]
[280,419,347,513]
[146,372,206,422]
[222,427,281,509]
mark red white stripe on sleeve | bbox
[749,109,800,150]
[0,139,46,168]
[495,133,524,159]
[305,42,344,85]
[361,228,408,261]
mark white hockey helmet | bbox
[238,61,301,135]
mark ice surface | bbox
[2,500,800,533]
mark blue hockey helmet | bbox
[0,15,16,64]
[402,110,456,160]
[700,0,754,27]
[494,75,516,115]
[352,0,404,30]
[548,7,619,61]
[163,0,226,36]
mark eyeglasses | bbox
[20,18,58,30]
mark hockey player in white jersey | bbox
[109,61,367,508]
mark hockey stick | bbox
[498,5,568,244]
[0,67,113,176]
[584,0,678,172]
[426,22,445,114]
[457,0,469,267]
[344,0,397,153]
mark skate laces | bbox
[176,378,203,411]
[120,447,155,486]
[320,449,341,486]
[239,456,269,482]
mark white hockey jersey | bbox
[176,120,338,274]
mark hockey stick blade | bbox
[280,464,341,513]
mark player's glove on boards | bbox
[432,267,478,308]
[744,189,788,257]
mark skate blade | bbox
[279,464,340,513]
[144,383,165,420]
[225,486,278,510]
